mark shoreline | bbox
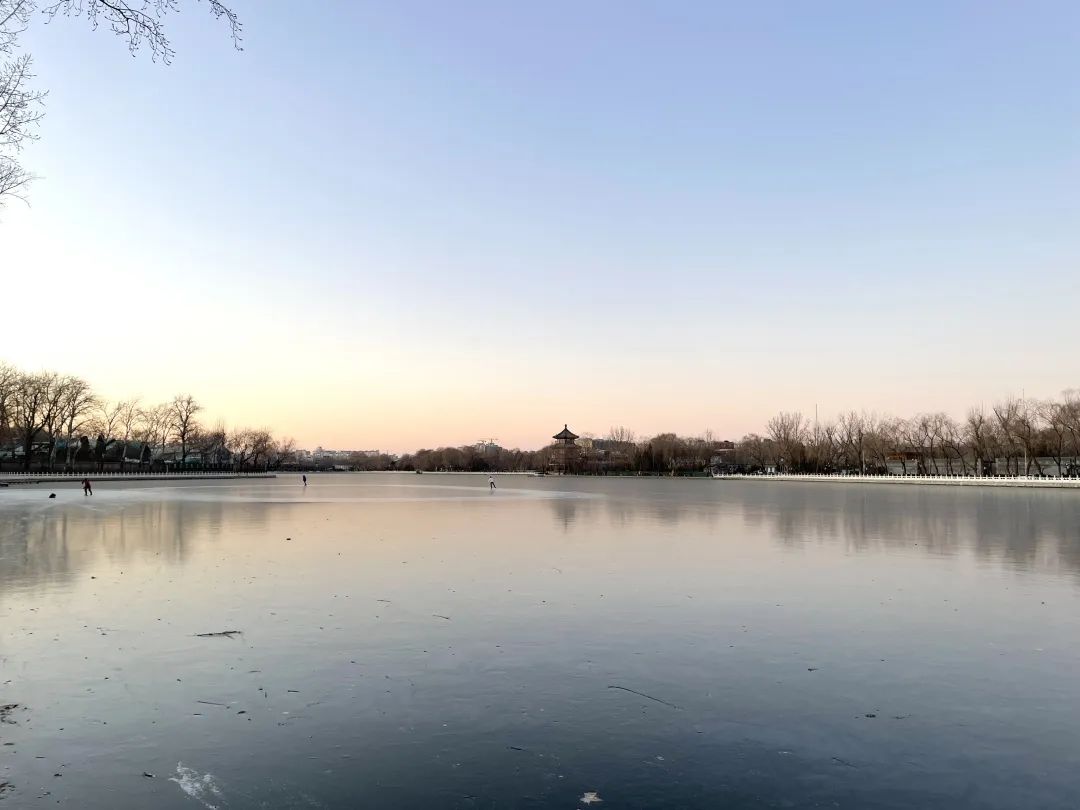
[1,473,277,486]
[714,473,1080,489]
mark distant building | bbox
[549,424,583,474]
[103,441,153,465]
[312,447,378,462]
[575,438,634,474]
[708,442,738,473]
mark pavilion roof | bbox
[553,424,578,440]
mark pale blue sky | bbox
[3,1,1078,450]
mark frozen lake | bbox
[2,474,1080,808]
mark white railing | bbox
[714,472,1080,487]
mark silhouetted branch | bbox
[39,0,241,63]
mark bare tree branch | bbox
[39,0,242,64]
[0,0,240,209]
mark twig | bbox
[607,685,680,709]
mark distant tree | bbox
[1040,399,1071,476]
[937,414,968,475]
[992,398,1023,475]
[226,426,251,468]
[268,436,295,470]
[1061,391,1080,468]
[837,412,869,474]
[115,397,143,470]
[86,398,124,463]
[964,407,993,474]
[805,419,837,473]
[1012,400,1047,475]
[33,372,71,471]
[766,412,806,472]
[0,362,18,446]
[138,402,172,456]
[880,417,912,475]
[55,375,96,467]
[9,371,67,469]
[169,393,201,464]
[89,399,121,434]
[249,428,273,470]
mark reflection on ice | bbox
[2,474,1080,809]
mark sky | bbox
[2,1,1078,452]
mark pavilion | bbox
[549,424,582,474]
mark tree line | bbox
[383,428,731,475]
[739,393,1080,476]
[7,360,1078,477]
[0,362,294,471]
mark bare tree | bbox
[227,426,253,469]
[138,402,171,456]
[1013,400,1046,475]
[837,411,870,474]
[1,0,43,202]
[0,2,50,206]
[992,398,1023,475]
[9,370,44,470]
[737,433,776,470]
[195,420,226,466]
[116,397,143,470]
[1040,400,1070,476]
[269,435,295,470]
[864,418,892,473]
[0,8,44,206]
[766,411,805,471]
[42,0,241,60]
[56,375,95,466]
[805,419,837,473]
[39,374,80,470]
[880,417,911,474]
[2,367,91,468]
[88,398,124,440]
[0,360,19,445]
[86,398,126,469]
[964,407,993,475]
[169,393,201,463]
[249,427,273,470]
[10,370,62,469]
[936,414,968,474]
[1061,390,1080,470]
[0,0,241,209]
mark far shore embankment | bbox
[715,473,1080,489]
[1,472,276,486]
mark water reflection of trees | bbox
[545,483,1080,578]
[547,493,726,533]
[736,485,1080,577]
[0,498,270,593]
